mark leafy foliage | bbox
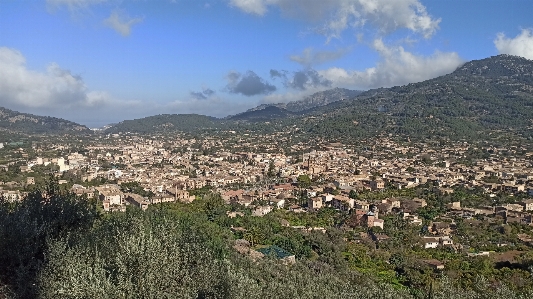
[0,178,98,298]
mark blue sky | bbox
[1,0,532,127]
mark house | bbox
[321,194,334,202]
[408,215,423,226]
[166,188,194,203]
[308,197,323,210]
[440,236,453,246]
[355,200,370,211]
[430,222,454,235]
[522,215,533,226]
[373,219,384,229]
[423,259,445,270]
[369,179,385,191]
[521,199,533,211]
[252,206,272,217]
[70,184,95,198]
[331,195,354,210]
[96,185,124,206]
[423,237,440,249]
[125,193,150,211]
[501,184,525,193]
[446,201,461,210]
[270,197,286,209]
[386,198,401,208]
[371,233,390,244]
[496,204,524,212]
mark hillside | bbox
[246,87,362,113]
[228,106,296,122]
[295,54,533,140]
[0,107,91,134]
[104,114,220,134]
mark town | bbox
[2,130,533,246]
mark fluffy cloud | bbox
[0,47,89,109]
[228,0,274,15]
[261,90,314,105]
[229,0,440,40]
[0,47,145,127]
[202,88,215,96]
[190,91,207,100]
[270,69,288,79]
[190,88,216,100]
[319,39,463,89]
[104,10,143,37]
[290,47,350,67]
[0,46,255,127]
[271,68,331,90]
[225,71,276,96]
[494,29,533,60]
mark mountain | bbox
[246,88,363,113]
[0,107,91,134]
[104,55,533,139]
[296,54,533,140]
[104,114,220,134]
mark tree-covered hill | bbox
[294,54,533,141]
[0,107,92,135]
[104,114,221,134]
[228,106,296,122]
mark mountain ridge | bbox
[4,54,531,139]
[0,107,92,134]
[103,54,533,137]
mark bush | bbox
[0,179,98,298]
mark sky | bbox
[1,0,533,128]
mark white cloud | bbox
[229,0,273,15]
[47,0,108,9]
[229,0,440,40]
[494,29,533,60]
[0,47,142,126]
[0,46,255,127]
[261,89,318,105]
[0,47,88,109]
[319,39,463,89]
[103,10,143,37]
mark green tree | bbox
[297,175,311,189]
[0,177,98,298]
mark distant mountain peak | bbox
[452,54,533,78]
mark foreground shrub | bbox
[0,181,97,298]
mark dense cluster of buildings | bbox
[1,133,533,257]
